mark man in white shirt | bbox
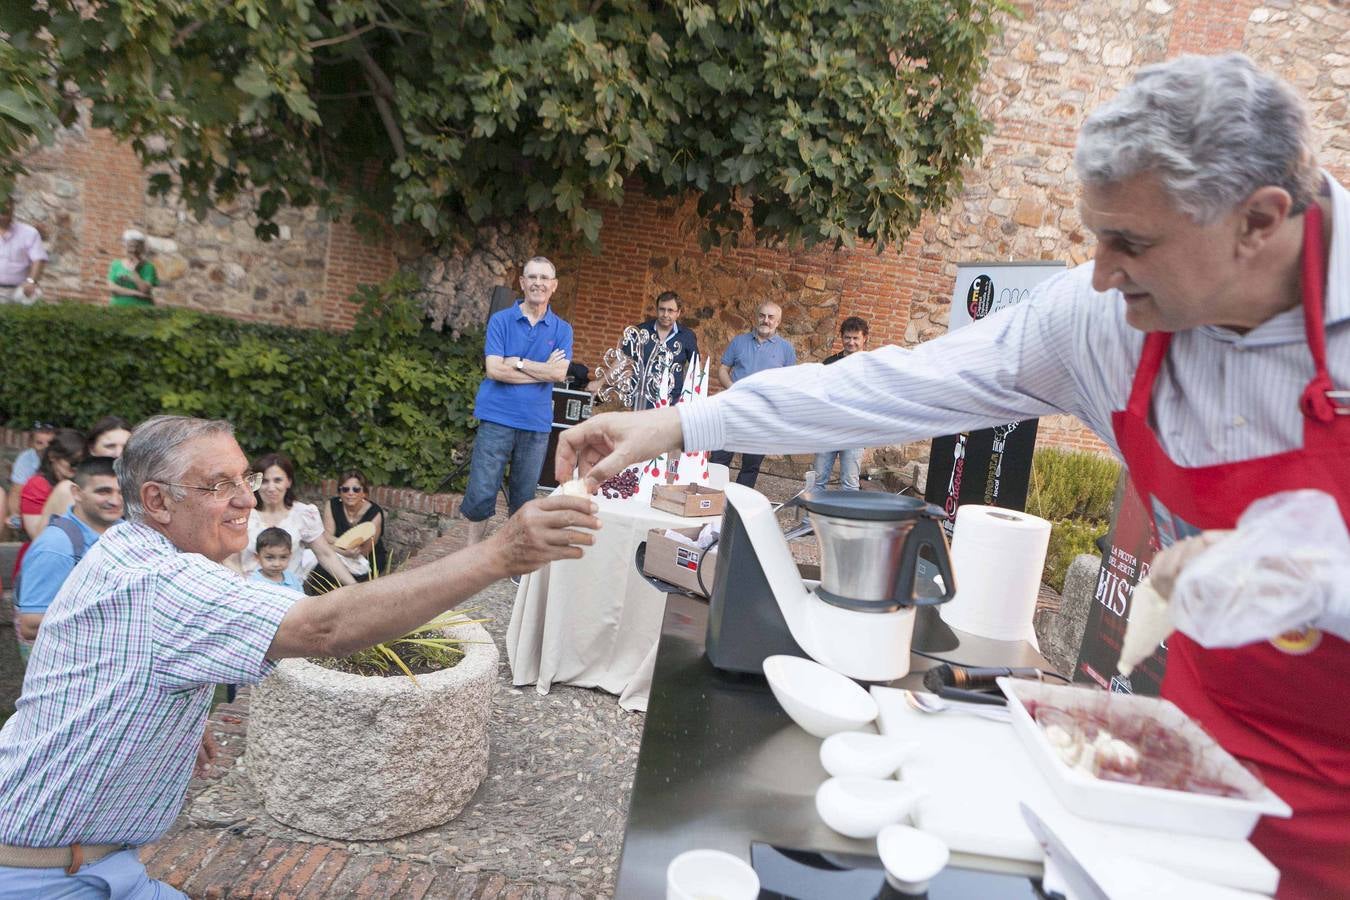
[557,54,1350,897]
[0,197,47,304]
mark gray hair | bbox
[116,415,235,523]
[1075,54,1320,223]
[523,256,557,278]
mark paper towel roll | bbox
[940,505,1052,644]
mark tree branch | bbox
[307,22,379,50]
[314,13,407,163]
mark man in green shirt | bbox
[107,228,158,307]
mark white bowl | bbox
[820,732,918,779]
[815,776,924,839]
[666,848,760,900]
[763,654,878,738]
[877,824,949,893]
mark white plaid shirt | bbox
[0,522,297,847]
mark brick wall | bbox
[15,121,392,329]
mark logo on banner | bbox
[966,275,994,320]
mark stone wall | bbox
[12,123,395,329]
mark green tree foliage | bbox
[0,275,484,492]
[2,0,1007,249]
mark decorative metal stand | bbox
[594,326,682,412]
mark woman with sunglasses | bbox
[312,469,391,587]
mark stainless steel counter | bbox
[613,594,1054,899]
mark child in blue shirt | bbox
[249,527,304,593]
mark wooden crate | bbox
[650,483,725,517]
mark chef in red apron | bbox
[1108,200,1350,899]
[557,54,1350,898]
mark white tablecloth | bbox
[505,495,718,712]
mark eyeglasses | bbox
[158,471,264,501]
[522,273,556,282]
[338,485,365,494]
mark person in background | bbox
[19,429,84,541]
[710,301,796,488]
[249,527,304,593]
[6,422,54,536]
[812,316,870,491]
[38,416,133,524]
[85,415,132,459]
[312,468,391,587]
[107,229,158,308]
[236,451,354,590]
[558,54,1350,898]
[623,290,699,406]
[0,195,46,304]
[13,457,122,660]
[461,256,572,544]
[0,415,598,896]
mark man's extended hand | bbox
[488,494,601,575]
[554,407,684,487]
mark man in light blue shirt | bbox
[6,422,54,533]
[711,302,796,488]
[14,456,122,659]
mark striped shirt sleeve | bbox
[150,555,298,690]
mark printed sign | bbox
[1075,474,1166,695]
[925,261,1065,537]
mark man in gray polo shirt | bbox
[710,301,796,488]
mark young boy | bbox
[249,527,304,593]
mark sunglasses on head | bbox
[339,485,364,493]
[33,421,57,431]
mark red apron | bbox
[1112,204,1350,899]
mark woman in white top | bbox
[236,451,355,588]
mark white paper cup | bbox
[666,849,760,900]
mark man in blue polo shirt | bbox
[710,301,796,488]
[14,456,123,659]
[463,256,573,543]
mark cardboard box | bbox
[650,483,725,517]
[643,526,719,598]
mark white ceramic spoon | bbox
[814,777,924,839]
[876,824,950,894]
[819,732,919,779]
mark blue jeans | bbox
[461,420,550,522]
[0,848,187,899]
[813,449,862,491]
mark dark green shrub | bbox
[1026,447,1121,592]
[0,274,485,493]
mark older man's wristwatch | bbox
[515,358,525,372]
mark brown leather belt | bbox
[0,842,128,874]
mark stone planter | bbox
[245,621,498,840]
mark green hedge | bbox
[0,274,485,493]
[1026,447,1122,592]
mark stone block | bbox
[245,621,498,840]
[1034,553,1101,676]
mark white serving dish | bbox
[815,776,924,839]
[763,654,878,738]
[997,678,1291,839]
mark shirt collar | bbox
[515,302,556,326]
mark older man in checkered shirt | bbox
[0,416,600,897]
